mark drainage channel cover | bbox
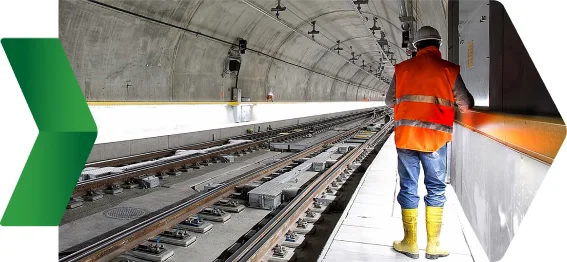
[104,207,147,220]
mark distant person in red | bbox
[267,91,274,102]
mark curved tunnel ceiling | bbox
[59,0,448,102]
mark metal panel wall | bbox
[447,0,460,64]
[489,1,560,117]
[450,124,549,261]
[458,0,490,107]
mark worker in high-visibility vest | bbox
[385,26,474,260]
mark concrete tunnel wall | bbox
[58,0,449,103]
[59,0,386,102]
[59,0,449,164]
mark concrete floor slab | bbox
[318,135,475,262]
[321,241,474,262]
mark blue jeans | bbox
[396,144,448,209]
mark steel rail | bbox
[72,112,377,197]
[224,118,394,262]
[86,112,370,174]
[84,110,377,168]
[59,115,381,262]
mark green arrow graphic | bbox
[1,38,97,226]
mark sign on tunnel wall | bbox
[468,40,474,68]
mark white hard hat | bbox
[412,26,442,48]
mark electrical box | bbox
[141,176,160,188]
[233,104,252,123]
[232,88,241,102]
[312,162,326,172]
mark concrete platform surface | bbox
[318,135,485,262]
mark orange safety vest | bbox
[393,46,460,152]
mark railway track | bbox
[222,118,394,262]
[72,109,386,198]
[84,110,377,169]
[59,110,390,262]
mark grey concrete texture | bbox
[87,108,372,163]
[59,0,448,102]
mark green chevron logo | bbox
[0,38,97,226]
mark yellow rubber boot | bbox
[393,208,419,259]
[425,206,450,259]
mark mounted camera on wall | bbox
[223,37,249,104]
[222,38,247,78]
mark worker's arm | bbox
[385,74,396,108]
[453,73,475,113]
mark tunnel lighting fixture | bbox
[369,17,381,35]
[349,53,357,63]
[353,0,369,13]
[334,40,344,54]
[271,0,286,19]
[308,21,320,39]
[349,48,360,63]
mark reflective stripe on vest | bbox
[394,119,453,133]
[395,95,453,108]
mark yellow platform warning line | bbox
[87,101,247,106]
[86,101,377,106]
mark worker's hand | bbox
[458,105,469,114]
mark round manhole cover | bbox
[104,207,147,220]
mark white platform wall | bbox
[90,102,384,144]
